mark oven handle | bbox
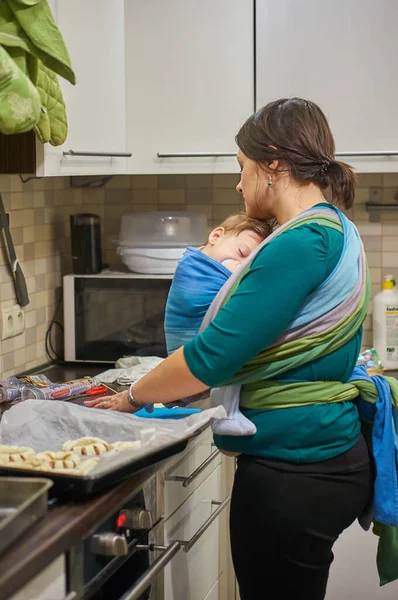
[166,449,220,488]
[179,496,231,553]
[118,541,181,600]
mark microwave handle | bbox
[119,541,181,600]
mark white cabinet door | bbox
[256,0,398,173]
[326,521,398,599]
[38,0,127,176]
[125,0,254,174]
[164,464,225,600]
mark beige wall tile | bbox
[382,237,398,253]
[382,252,398,268]
[356,223,382,236]
[158,189,185,204]
[383,174,398,187]
[369,267,381,284]
[105,189,133,204]
[213,174,239,188]
[365,252,381,268]
[186,175,213,188]
[158,175,185,189]
[186,189,212,204]
[356,174,382,187]
[130,175,158,189]
[361,236,382,252]
[132,190,158,205]
[212,189,240,205]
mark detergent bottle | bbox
[373,274,398,369]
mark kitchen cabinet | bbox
[36,0,128,177]
[256,0,398,173]
[125,0,254,174]
[161,428,235,600]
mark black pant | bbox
[230,435,373,600]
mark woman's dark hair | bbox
[236,98,356,209]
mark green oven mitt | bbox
[0,43,40,134]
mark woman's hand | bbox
[84,390,140,413]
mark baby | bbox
[164,213,271,435]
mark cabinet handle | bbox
[118,541,181,600]
[63,150,132,157]
[335,151,398,157]
[157,152,236,158]
[178,496,231,553]
[166,449,220,488]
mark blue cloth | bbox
[350,365,398,527]
[164,247,231,353]
[135,407,200,419]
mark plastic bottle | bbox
[373,274,398,369]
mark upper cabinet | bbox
[36,0,128,177]
[124,0,254,174]
[256,0,398,173]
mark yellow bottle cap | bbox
[382,280,395,290]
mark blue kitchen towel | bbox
[349,365,398,527]
[135,407,200,419]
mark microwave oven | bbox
[63,272,172,363]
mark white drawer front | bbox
[164,465,225,600]
[204,574,225,600]
[164,428,221,519]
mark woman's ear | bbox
[208,227,225,246]
[267,159,279,173]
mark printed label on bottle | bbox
[385,305,398,362]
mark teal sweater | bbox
[184,213,362,462]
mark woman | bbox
[86,98,372,600]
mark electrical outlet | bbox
[13,304,25,335]
[1,307,14,340]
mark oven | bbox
[66,476,167,600]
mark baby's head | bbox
[201,213,271,269]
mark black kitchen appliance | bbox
[70,214,103,275]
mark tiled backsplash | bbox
[0,171,397,376]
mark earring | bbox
[268,176,273,187]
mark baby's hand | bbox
[222,259,241,272]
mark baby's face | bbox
[207,229,263,265]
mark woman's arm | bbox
[84,347,209,412]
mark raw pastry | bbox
[33,451,81,470]
[110,441,141,452]
[63,437,110,456]
[0,445,35,463]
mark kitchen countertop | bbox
[0,361,210,600]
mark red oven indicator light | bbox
[116,513,127,529]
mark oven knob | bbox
[118,508,153,530]
[91,532,128,556]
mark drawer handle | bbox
[167,449,220,488]
[179,496,231,553]
[63,150,132,157]
[157,152,236,158]
[119,541,181,600]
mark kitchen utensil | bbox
[0,194,29,307]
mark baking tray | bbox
[0,436,193,501]
[0,478,53,555]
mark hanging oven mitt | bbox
[0,43,41,134]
